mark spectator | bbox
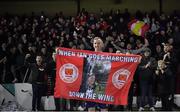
[5,45,18,83]
[25,54,47,111]
[155,60,174,110]
[154,45,164,60]
[0,43,7,83]
[15,43,26,82]
[138,48,157,111]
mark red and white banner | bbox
[54,47,141,105]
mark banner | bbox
[54,47,141,105]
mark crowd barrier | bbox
[0,83,180,110]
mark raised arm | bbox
[24,54,33,67]
[131,38,149,54]
[111,41,125,53]
[82,37,92,50]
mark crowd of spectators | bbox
[0,8,180,110]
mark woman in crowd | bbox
[155,60,174,110]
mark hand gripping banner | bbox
[54,47,141,105]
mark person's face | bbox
[126,44,132,50]
[109,16,112,20]
[95,23,100,29]
[88,75,95,86]
[52,53,56,61]
[116,50,122,54]
[1,43,6,49]
[93,39,103,51]
[90,16,94,20]
[28,46,32,51]
[160,30,165,35]
[112,32,116,37]
[41,48,46,55]
[32,46,37,53]
[108,48,113,53]
[100,30,104,34]
[175,26,179,32]
[168,38,173,45]
[144,51,150,57]
[120,34,124,39]
[88,29,92,34]
[91,24,95,30]
[120,17,124,22]
[129,37,134,43]
[79,44,85,50]
[49,40,54,46]
[11,47,16,54]
[36,56,43,65]
[164,45,170,53]
[136,39,141,45]
[18,43,22,49]
[126,52,130,55]
[156,45,162,53]
[68,42,73,47]
[120,42,125,48]
[72,45,77,49]
[158,61,166,69]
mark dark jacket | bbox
[138,56,157,85]
[155,66,174,95]
[25,59,47,84]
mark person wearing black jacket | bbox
[155,60,174,111]
[138,48,157,111]
[25,54,47,111]
[162,43,178,107]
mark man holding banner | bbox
[54,37,141,111]
[85,37,109,111]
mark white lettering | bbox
[58,51,75,56]
[97,94,114,102]
[85,93,96,99]
[58,50,139,63]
